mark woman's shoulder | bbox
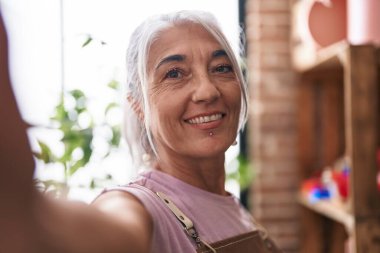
[91,170,157,228]
[92,188,153,226]
[88,189,153,253]
[92,171,170,221]
[93,172,195,253]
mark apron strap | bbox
[128,184,281,252]
[156,191,216,253]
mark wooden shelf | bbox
[297,45,380,253]
[298,194,354,233]
[293,0,380,250]
[292,41,348,73]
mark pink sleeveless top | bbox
[105,170,256,253]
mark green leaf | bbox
[70,89,85,100]
[34,141,56,163]
[110,126,121,147]
[62,131,81,144]
[59,136,81,163]
[81,143,93,164]
[68,159,85,176]
[82,36,93,47]
[58,122,73,136]
[68,147,92,176]
[225,155,254,190]
[80,128,94,142]
[51,101,68,122]
[105,102,119,115]
[90,179,96,189]
[237,155,254,190]
[107,79,119,90]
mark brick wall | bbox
[245,0,300,252]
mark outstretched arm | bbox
[0,9,37,253]
[0,11,152,253]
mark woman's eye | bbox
[214,64,233,73]
[165,68,182,79]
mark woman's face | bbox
[147,23,241,159]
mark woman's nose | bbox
[191,74,221,103]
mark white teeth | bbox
[187,113,222,124]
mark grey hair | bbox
[124,10,248,168]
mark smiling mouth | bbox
[185,113,224,124]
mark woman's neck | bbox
[154,154,227,196]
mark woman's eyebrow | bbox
[156,54,185,70]
[212,49,227,58]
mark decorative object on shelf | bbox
[295,0,380,48]
[321,158,350,202]
[301,176,331,203]
[291,0,347,71]
[348,0,380,45]
[291,0,380,72]
[307,0,347,48]
[301,157,351,205]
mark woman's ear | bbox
[127,94,144,121]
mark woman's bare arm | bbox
[0,10,152,253]
[0,9,37,253]
[34,193,152,253]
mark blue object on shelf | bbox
[309,187,331,203]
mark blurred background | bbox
[2,0,380,253]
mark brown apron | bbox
[156,192,283,253]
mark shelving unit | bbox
[292,41,349,73]
[294,41,380,253]
[298,194,354,232]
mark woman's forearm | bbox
[33,196,149,253]
[0,11,150,253]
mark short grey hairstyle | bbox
[124,10,248,168]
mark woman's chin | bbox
[193,140,231,157]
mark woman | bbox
[93,10,282,253]
[0,9,281,253]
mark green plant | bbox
[227,154,254,191]
[34,80,122,197]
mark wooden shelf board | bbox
[298,194,354,232]
[292,41,349,73]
